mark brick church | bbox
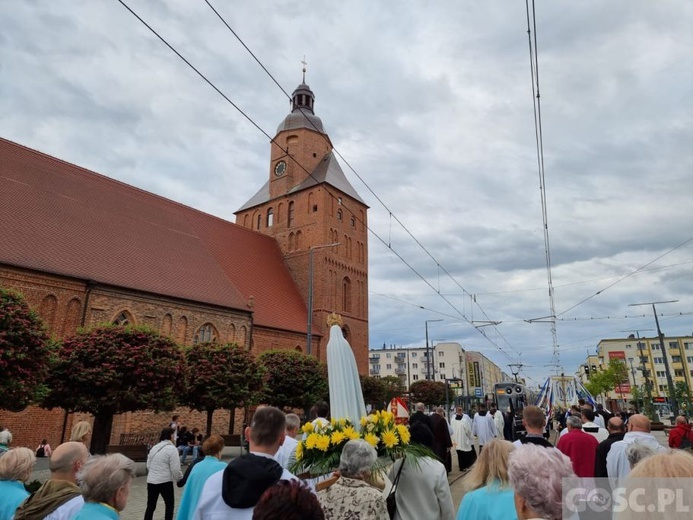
[0,79,369,447]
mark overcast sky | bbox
[2,1,692,386]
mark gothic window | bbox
[256,213,262,230]
[162,314,173,335]
[243,214,249,228]
[295,346,303,352]
[342,277,352,312]
[296,230,303,250]
[288,201,295,227]
[267,208,274,227]
[62,298,81,337]
[289,232,295,251]
[277,203,283,224]
[113,310,134,326]
[177,316,188,344]
[337,209,342,221]
[40,295,58,331]
[350,216,355,227]
[194,323,218,344]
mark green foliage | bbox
[409,380,446,406]
[360,375,386,407]
[43,325,186,415]
[673,381,693,416]
[182,342,265,434]
[0,287,53,411]
[380,375,405,400]
[258,350,328,411]
[584,359,630,399]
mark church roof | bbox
[0,137,309,334]
[236,152,366,213]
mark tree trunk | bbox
[206,408,214,437]
[91,413,114,455]
[228,408,235,434]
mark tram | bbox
[493,381,538,440]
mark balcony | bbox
[395,366,406,375]
[369,355,380,363]
[395,353,406,361]
[370,368,380,376]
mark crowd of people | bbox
[1,400,693,520]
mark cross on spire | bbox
[301,56,307,83]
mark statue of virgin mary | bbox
[326,313,367,428]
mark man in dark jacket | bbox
[431,407,453,473]
[594,417,625,478]
[409,402,433,433]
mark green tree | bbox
[381,375,405,401]
[182,342,266,436]
[409,380,446,406]
[43,326,186,454]
[258,350,328,412]
[360,375,386,408]
[0,288,54,411]
[673,381,692,417]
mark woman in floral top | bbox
[318,439,388,520]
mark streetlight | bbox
[425,319,443,381]
[629,300,679,418]
[307,243,340,354]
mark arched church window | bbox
[342,277,352,312]
[296,230,302,250]
[267,208,274,227]
[256,214,262,230]
[350,216,355,227]
[337,209,342,221]
[288,201,295,227]
[194,323,218,344]
[113,310,134,326]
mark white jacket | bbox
[472,412,497,446]
[606,431,666,479]
[388,456,455,520]
[451,416,474,452]
[492,411,505,439]
[146,440,183,484]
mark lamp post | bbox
[425,319,443,381]
[629,300,679,419]
[307,242,340,355]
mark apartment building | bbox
[578,335,693,410]
[368,342,509,398]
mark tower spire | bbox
[301,56,307,83]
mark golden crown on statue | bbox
[326,312,343,327]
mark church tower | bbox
[235,75,369,373]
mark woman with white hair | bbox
[507,444,575,520]
[73,453,137,519]
[0,429,12,456]
[0,447,36,520]
[318,439,388,520]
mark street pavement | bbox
[27,430,670,520]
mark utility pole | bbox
[629,301,679,420]
[425,319,443,381]
[306,243,340,354]
[627,358,639,413]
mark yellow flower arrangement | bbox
[291,410,432,477]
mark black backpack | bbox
[36,446,45,458]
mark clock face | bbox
[274,161,287,176]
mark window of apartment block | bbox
[386,353,391,358]
[654,357,663,364]
[669,342,679,349]
[412,363,418,368]
[439,362,445,368]
[652,344,660,350]
[438,351,444,357]
[386,364,391,369]
[413,375,419,381]
[675,370,685,377]
[672,356,682,363]
[412,352,417,357]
